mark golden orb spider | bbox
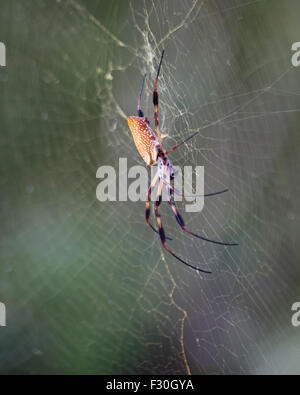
[128,50,237,273]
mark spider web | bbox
[0,0,299,374]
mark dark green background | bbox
[0,0,299,374]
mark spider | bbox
[128,50,237,273]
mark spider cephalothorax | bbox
[127,50,237,273]
[157,154,176,181]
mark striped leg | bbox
[145,171,171,240]
[146,171,160,234]
[165,130,200,156]
[155,180,211,273]
[160,176,229,198]
[153,50,165,153]
[167,188,238,246]
[137,73,146,117]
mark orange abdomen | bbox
[128,116,158,166]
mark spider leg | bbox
[161,177,228,198]
[137,73,146,117]
[165,130,202,156]
[153,50,165,153]
[146,171,172,240]
[154,179,211,274]
[167,187,238,246]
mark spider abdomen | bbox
[128,116,158,166]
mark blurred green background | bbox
[0,0,299,374]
